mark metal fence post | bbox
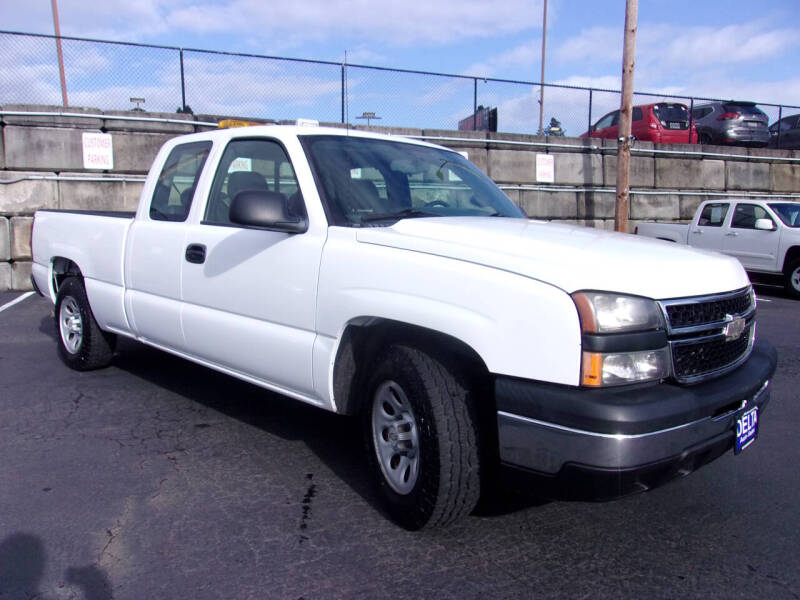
[688,97,694,144]
[341,63,346,123]
[777,105,783,149]
[473,78,478,131]
[179,48,186,112]
[587,89,593,135]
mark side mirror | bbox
[229,190,307,233]
[755,218,775,231]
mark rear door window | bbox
[632,107,643,121]
[150,141,212,222]
[697,203,729,227]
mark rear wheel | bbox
[699,132,713,144]
[363,344,480,530]
[55,277,116,370]
[784,259,800,299]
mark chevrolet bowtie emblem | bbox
[723,314,746,341]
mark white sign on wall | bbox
[82,132,114,170]
[535,153,554,183]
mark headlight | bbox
[582,348,670,387]
[573,292,669,386]
[572,291,664,333]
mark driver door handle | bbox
[725,232,739,237]
[185,244,206,264]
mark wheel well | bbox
[782,246,800,273]
[332,318,492,417]
[51,257,83,295]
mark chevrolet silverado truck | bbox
[32,124,777,529]
[636,198,800,297]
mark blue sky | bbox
[2,0,799,134]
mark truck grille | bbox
[672,323,754,379]
[665,293,753,329]
[659,287,755,384]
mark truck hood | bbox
[355,217,750,299]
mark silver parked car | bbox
[768,113,800,150]
[691,101,769,147]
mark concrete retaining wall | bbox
[2,105,800,290]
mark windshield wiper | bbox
[360,208,442,223]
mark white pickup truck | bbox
[32,124,777,529]
[636,199,800,297]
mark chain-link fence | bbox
[2,30,799,141]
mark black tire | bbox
[54,277,116,370]
[363,344,480,530]
[699,132,713,145]
[784,259,800,299]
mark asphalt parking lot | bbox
[1,286,798,600]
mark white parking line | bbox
[0,291,35,314]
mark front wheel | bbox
[55,277,116,370]
[363,344,480,530]
[784,259,800,299]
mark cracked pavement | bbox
[0,288,798,599]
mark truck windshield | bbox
[301,135,524,226]
[768,203,800,227]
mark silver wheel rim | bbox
[371,381,420,495]
[59,297,83,354]
[792,267,800,292]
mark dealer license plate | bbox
[735,406,758,454]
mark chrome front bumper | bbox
[498,380,770,475]
[495,339,777,496]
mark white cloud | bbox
[462,39,542,79]
[166,0,543,45]
[554,27,620,64]
[555,22,799,73]
[656,24,798,67]
[346,48,388,66]
[0,0,176,41]
[1,0,543,46]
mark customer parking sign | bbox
[82,132,114,170]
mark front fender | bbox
[316,230,582,390]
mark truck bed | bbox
[636,221,689,243]
[32,210,135,334]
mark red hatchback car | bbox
[582,102,698,144]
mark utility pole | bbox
[615,0,638,233]
[537,0,548,135]
[51,0,68,107]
